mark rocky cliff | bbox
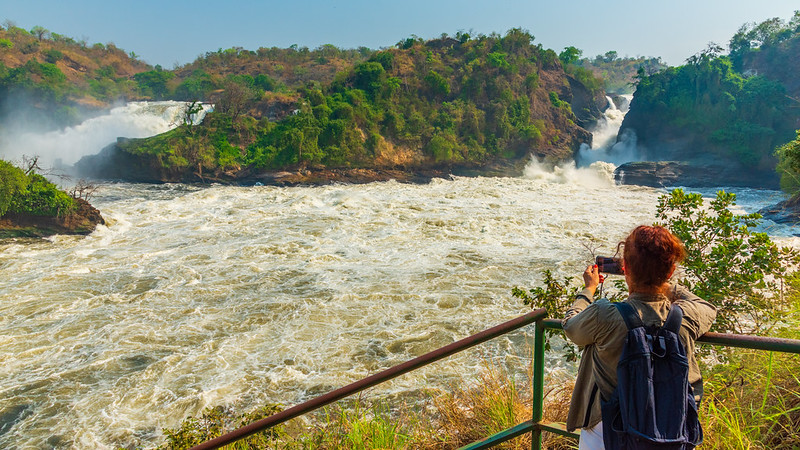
[615,19,800,189]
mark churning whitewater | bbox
[1,99,797,449]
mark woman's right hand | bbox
[583,264,604,296]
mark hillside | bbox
[575,52,668,94]
[617,13,800,188]
[0,23,151,127]
[0,23,372,129]
[76,30,607,183]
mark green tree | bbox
[656,189,798,334]
[558,46,583,65]
[175,69,216,101]
[424,70,450,97]
[352,61,385,95]
[8,172,76,217]
[134,70,175,100]
[29,25,49,41]
[0,160,29,216]
[775,129,800,194]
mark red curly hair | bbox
[622,225,686,288]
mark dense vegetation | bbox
[0,159,76,217]
[85,29,605,181]
[2,22,607,179]
[0,21,150,127]
[0,21,370,129]
[566,48,668,94]
[621,12,800,177]
[776,130,800,196]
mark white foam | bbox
[0,101,213,169]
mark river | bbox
[1,103,798,448]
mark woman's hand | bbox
[583,264,604,296]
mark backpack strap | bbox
[614,302,644,330]
[663,304,684,334]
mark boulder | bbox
[757,194,800,225]
[614,161,780,189]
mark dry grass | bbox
[413,362,576,450]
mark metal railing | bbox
[189,308,549,450]
[461,318,800,449]
[189,310,800,450]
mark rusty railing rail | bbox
[460,318,800,449]
[188,312,800,450]
[189,308,549,450]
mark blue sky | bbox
[3,1,798,68]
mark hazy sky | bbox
[3,1,798,68]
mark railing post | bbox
[531,318,546,450]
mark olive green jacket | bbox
[562,284,716,432]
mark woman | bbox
[562,225,716,449]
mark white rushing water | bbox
[1,101,798,449]
[577,95,638,166]
[0,101,212,169]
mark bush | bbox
[775,129,800,195]
[157,404,283,449]
[656,189,799,334]
[44,49,63,63]
[10,173,76,217]
[0,160,29,216]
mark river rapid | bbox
[2,102,799,448]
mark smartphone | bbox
[596,256,623,275]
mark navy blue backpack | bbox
[601,302,702,449]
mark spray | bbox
[0,101,212,170]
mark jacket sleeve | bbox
[562,288,601,346]
[670,284,717,340]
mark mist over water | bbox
[0,101,211,169]
[1,101,798,449]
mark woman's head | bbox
[622,225,686,290]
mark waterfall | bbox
[577,94,638,166]
[0,101,213,169]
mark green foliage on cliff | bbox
[121,29,600,176]
[0,24,149,127]
[627,13,800,172]
[728,11,800,71]
[775,129,800,195]
[633,51,792,168]
[0,160,28,216]
[0,160,76,217]
[576,52,668,94]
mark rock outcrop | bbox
[757,194,800,225]
[0,198,105,238]
[613,161,780,189]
